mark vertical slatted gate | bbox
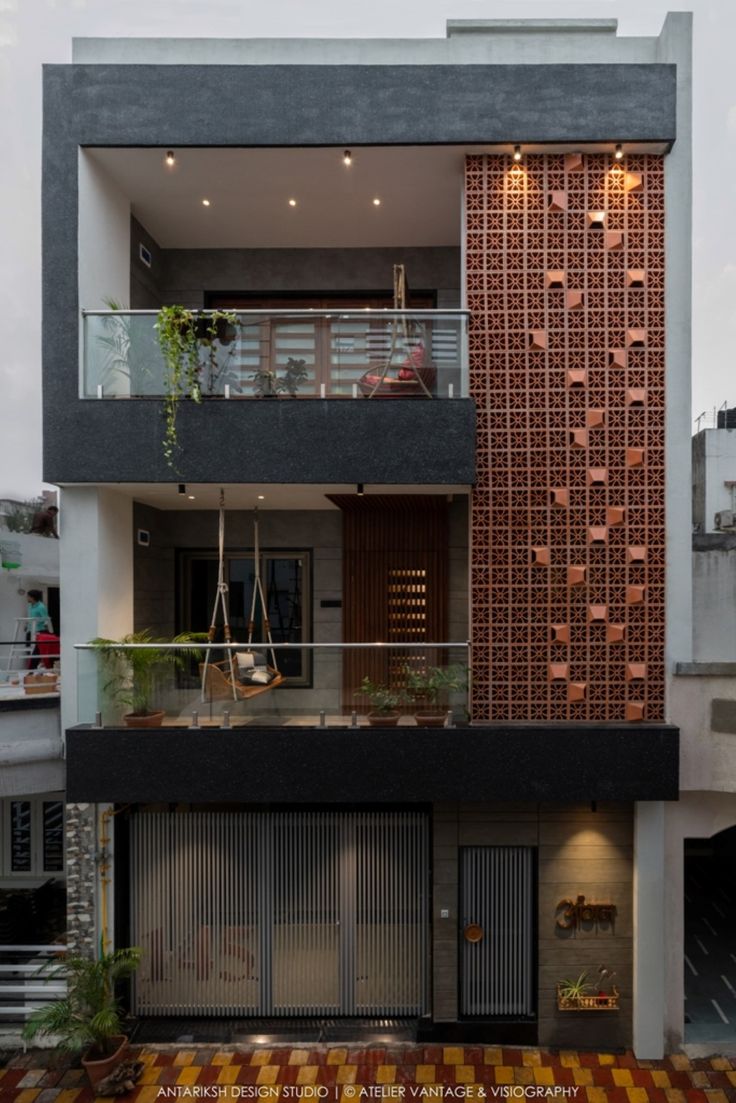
[131,811,429,1017]
[460,846,535,1017]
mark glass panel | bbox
[42,802,64,872]
[10,801,32,872]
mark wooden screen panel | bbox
[466,153,665,722]
[329,496,449,710]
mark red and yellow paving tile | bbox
[1,1048,735,1103]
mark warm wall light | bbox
[165,150,175,167]
[357,483,365,496]
[614,143,624,161]
[372,197,381,206]
[178,484,186,495]
[288,198,297,207]
[201,198,211,207]
[343,149,352,166]
[513,145,522,163]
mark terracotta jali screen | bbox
[467,154,665,722]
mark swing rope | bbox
[246,507,280,674]
[201,488,237,700]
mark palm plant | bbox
[23,947,142,1057]
[91,629,205,718]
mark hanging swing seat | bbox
[200,658,284,701]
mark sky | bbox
[0,0,733,498]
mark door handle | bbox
[463,923,483,943]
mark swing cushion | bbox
[238,667,274,687]
[235,650,268,670]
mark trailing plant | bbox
[155,307,237,469]
[22,947,142,1057]
[90,629,206,719]
[356,676,405,714]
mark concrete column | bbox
[633,801,666,1058]
[60,486,133,734]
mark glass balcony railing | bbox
[74,642,470,728]
[81,310,469,400]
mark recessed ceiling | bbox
[86,146,468,249]
[61,483,470,511]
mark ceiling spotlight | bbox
[165,150,175,167]
[201,198,211,207]
[372,197,381,206]
[187,495,196,500]
[288,198,297,207]
[357,483,365,496]
[513,145,522,163]
[257,494,265,500]
[178,484,186,495]
[343,149,352,166]
[614,143,624,161]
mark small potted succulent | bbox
[356,677,405,727]
[556,970,593,1009]
[23,947,142,1088]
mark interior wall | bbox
[128,218,461,309]
[79,151,130,310]
[433,802,633,1047]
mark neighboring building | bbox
[692,419,736,535]
[43,16,692,1057]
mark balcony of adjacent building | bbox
[46,146,477,485]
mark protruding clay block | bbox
[529,330,547,351]
[626,448,644,467]
[570,429,588,449]
[627,269,646,288]
[624,171,643,193]
[607,623,626,643]
[605,231,624,250]
[627,546,647,563]
[565,290,584,310]
[551,624,570,645]
[626,585,646,604]
[532,546,550,566]
[546,270,566,289]
[627,388,646,407]
[548,663,569,681]
[588,604,608,623]
[565,152,584,172]
[550,488,569,508]
[567,369,587,389]
[626,328,647,347]
[626,701,646,722]
[568,565,586,587]
[609,349,627,369]
[587,211,606,229]
[607,506,626,526]
[568,682,587,702]
[587,409,605,429]
[548,191,567,212]
[588,467,607,486]
[626,663,647,681]
[589,527,607,545]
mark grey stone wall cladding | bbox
[433,803,633,1045]
[65,802,97,957]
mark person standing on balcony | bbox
[26,589,50,669]
[30,504,59,538]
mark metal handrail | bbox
[75,641,469,651]
[81,308,471,317]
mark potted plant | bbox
[283,357,308,395]
[22,947,142,1088]
[404,663,467,726]
[356,676,405,727]
[155,306,238,468]
[91,629,204,727]
[251,365,286,397]
[556,970,594,1010]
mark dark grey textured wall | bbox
[130,216,163,309]
[66,723,679,803]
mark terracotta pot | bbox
[414,710,447,727]
[367,711,400,727]
[82,1034,129,1087]
[124,709,165,728]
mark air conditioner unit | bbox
[714,509,736,530]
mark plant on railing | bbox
[403,663,467,726]
[155,306,237,468]
[90,629,206,727]
[283,357,308,395]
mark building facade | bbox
[45,16,692,1057]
